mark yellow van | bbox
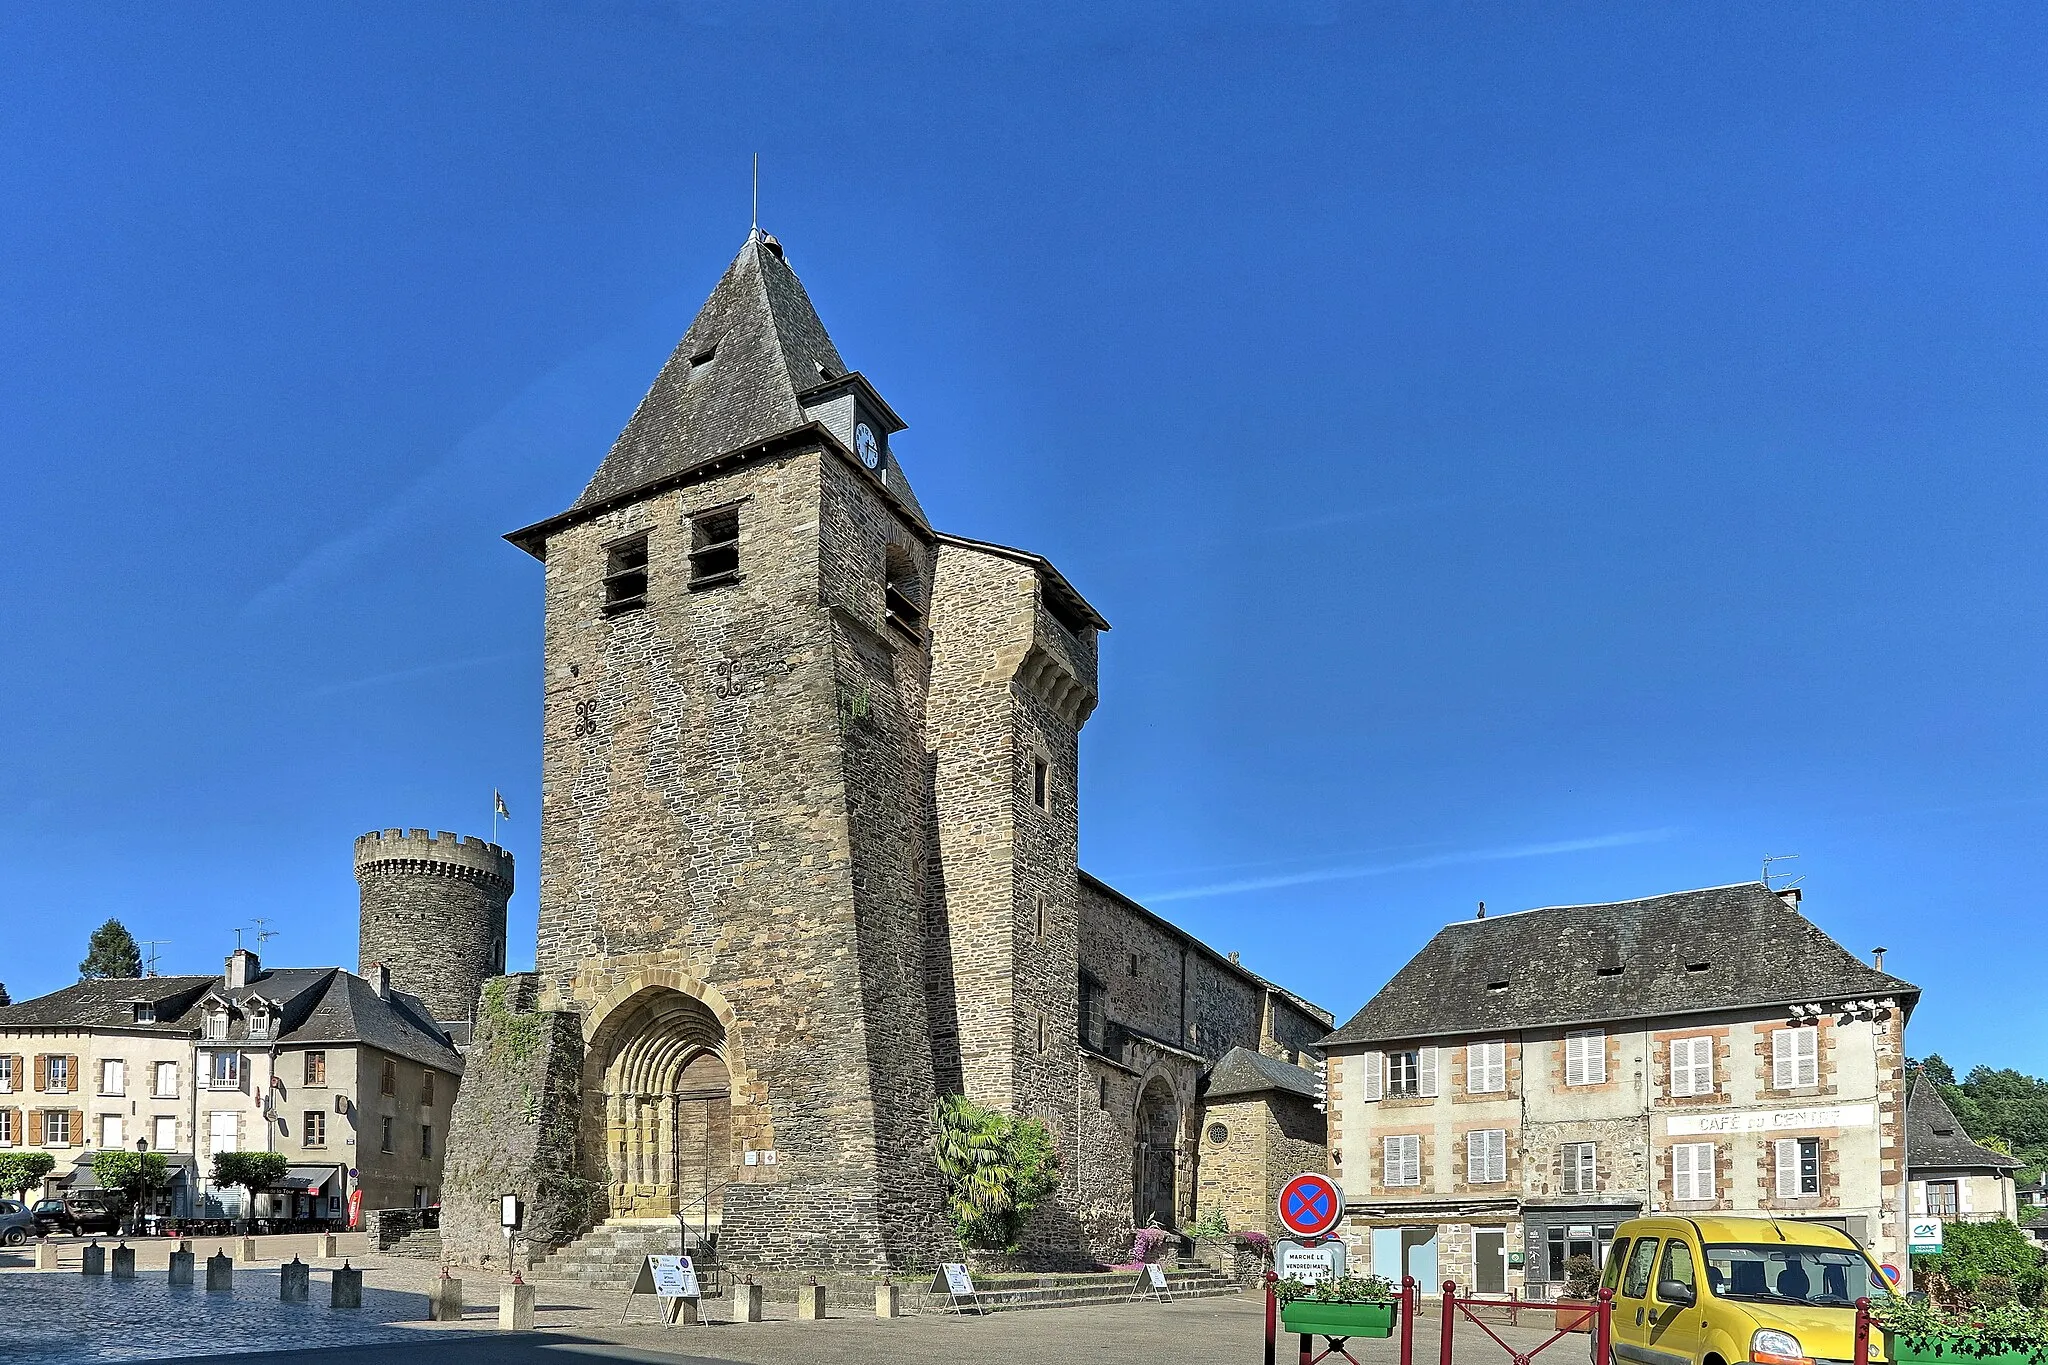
[1600,1216,1897,1365]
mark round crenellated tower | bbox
[353,828,514,1023]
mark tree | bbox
[931,1094,1061,1252]
[1918,1055,1957,1086]
[79,919,142,980]
[209,1151,289,1224]
[91,1150,169,1223]
[0,1151,55,1201]
[0,981,11,1006]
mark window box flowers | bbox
[1276,1275,1402,1338]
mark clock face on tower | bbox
[854,422,881,470]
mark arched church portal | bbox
[1134,1077,1179,1229]
[590,988,737,1222]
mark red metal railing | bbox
[1265,1275,1616,1365]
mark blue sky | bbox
[2,4,2043,1072]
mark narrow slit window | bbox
[602,532,650,614]
[1032,756,1049,809]
[688,506,740,588]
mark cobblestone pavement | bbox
[6,1237,1574,1365]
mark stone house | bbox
[0,947,463,1219]
[1320,883,1916,1296]
[1194,1047,1329,1238]
[439,228,1329,1272]
[1904,1070,2017,1224]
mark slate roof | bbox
[576,230,851,510]
[1906,1071,2019,1172]
[0,975,216,1032]
[0,966,460,1073]
[1324,882,1917,1047]
[1204,1046,1321,1102]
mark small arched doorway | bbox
[1134,1077,1179,1229]
[588,988,737,1224]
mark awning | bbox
[56,1152,193,1188]
[274,1166,338,1193]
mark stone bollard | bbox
[178,1239,192,1253]
[206,1252,233,1291]
[35,1241,58,1271]
[429,1268,464,1322]
[239,1235,258,1263]
[82,1242,106,1276]
[876,1280,899,1319]
[332,1260,363,1309]
[168,1249,194,1285]
[499,1273,535,1331]
[672,1297,700,1325]
[112,1244,136,1280]
[796,1280,826,1321]
[318,1234,338,1260]
[732,1279,763,1322]
[280,1257,310,1302]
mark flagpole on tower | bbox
[493,788,510,844]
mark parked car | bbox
[31,1195,121,1237]
[0,1199,34,1246]
[1598,1216,1896,1365]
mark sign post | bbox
[1907,1219,1944,1256]
[1276,1239,1347,1284]
[1277,1172,1345,1242]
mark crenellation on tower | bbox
[354,829,513,1024]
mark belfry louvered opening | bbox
[688,505,740,588]
[602,532,650,615]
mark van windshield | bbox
[1703,1244,1888,1307]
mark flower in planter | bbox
[1275,1274,1398,1304]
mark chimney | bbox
[1228,951,1240,966]
[225,948,259,989]
[1872,947,1887,971]
[372,962,390,999]
[1776,886,1802,911]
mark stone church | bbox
[439,229,1331,1272]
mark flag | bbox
[494,790,510,821]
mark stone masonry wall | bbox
[440,974,592,1269]
[530,446,930,1269]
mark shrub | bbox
[1914,1219,2047,1309]
[930,1094,1061,1252]
[1562,1254,1601,1300]
[1185,1209,1230,1240]
[1128,1225,1173,1264]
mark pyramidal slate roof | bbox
[576,230,850,510]
[1324,883,1917,1047]
[1204,1046,1321,1102]
[1906,1071,2019,1172]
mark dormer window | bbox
[205,1010,229,1040]
[688,345,717,373]
[132,1002,156,1024]
[688,506,740,589]
[249,1009,271,1039]
[602,533,650,615]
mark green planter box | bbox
[1281,1299,1399,1338]
[1888,1333,2048,1365]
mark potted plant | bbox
[1556,1254,1601,1333]
[1276,1273,1402,1338]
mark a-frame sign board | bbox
[931,1262,985,1315]
[622,1254,701,1326]
[1128,1261,1172,1303]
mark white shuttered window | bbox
[1564,1031,1606,1086]
[1672,1142,1716,1201]
[1772,1028,1819,1089]
[1418,1047,1439,1098]
[1562,1141,1597,1194]
[1467,1041,1507,1094]
[1670,1036,1714,1097]
[1467,1129,1507,1183]
[1384,1134,1421,1187]
[1776,1138,1821,1197]
[1361,1052,1383,1102]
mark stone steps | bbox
[385,1227,443,1261]
[951,1267,1238,1312]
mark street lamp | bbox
[134,1137,153,1235]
